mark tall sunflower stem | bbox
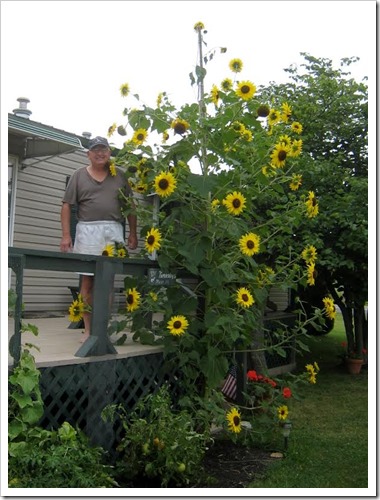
[196,26,209,177]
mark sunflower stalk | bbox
[195,24,209,177]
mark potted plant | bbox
[341,342,366,374]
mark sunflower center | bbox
[127,295,134,304]
[242,294,249,302]
[173,321,182,329]
[102,250,109,256]
[241,85,250,94]
[278,150,287,161]
[174,124,186,135]
[137,133,144,141]
[147,235,155,245]
[233,416,240,426]
[247,240,255,249]
[232,199,241,208]
[158,179,169,190]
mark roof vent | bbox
[13,97,32,119]
[82,131,92,139]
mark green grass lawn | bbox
[250,313,370,489]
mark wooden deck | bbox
[8,315,163,368]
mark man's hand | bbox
[127,233,138,250]
[60,235,73,252]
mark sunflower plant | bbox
[109,23,325,402]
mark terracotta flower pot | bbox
[345,357,364,375]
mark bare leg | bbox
[80,275,94,342]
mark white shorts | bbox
[73,221,124,275]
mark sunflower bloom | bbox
[281,102,292,122]
[322,297,336,320]
[210,85,220,106]
[126,288,141,312]
[235,80,256,101]
[257,104,270,118]
[171,118,190,135]
[242,129,253,142]
[279,135,292,148]
[229,58,243,73]
[226,407,242,433]
[145,227,162,253]
[307,262,316,286]
[289,174,303,191]
[305,363,318,384]
[268,109,281,126]
[120,83,130,97]
[167,315,189,336]
[156,92,163,107]
[102,244,115,257]
[236,287,255,308]
[162,131,169,143]
[68,298,85,322]
[291,121,303,134]
[107,123,117,138]
[301,245,317,264]
[109,159,117,177]
[288,139,303,157]
[154,171,177,197]
[239,232,260,257]
[222,191,246,216]
[277,405,289,421]
[193,21,205,31]
[221,78,233,91]
[305,191,319,218]
[149,291,158,302]
[271,143,290,168]
[117,247,127,258]
[132,128,148,145]
[231,121,246,134]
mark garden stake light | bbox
[281,421,292,451]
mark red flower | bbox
[341,341,347,348]
[247,370,259,381]
[282,387,292,398]
[263,376,277,388]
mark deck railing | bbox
[8,247,159,364]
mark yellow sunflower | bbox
[301,245,317,264]
[107,123,117,138]
[281,102,292,122]
[167,315,189,336]
[270,143,290,168]
[149,291,158,302]
[307,262,316,286]
[132,128,148,145]
[154,171,177,197]
[222,191,246,216]
[257,104,270,118]
[162,131,170,143]
[102,244,115,257]
[236,287,255,308]
[277,405,289,421]
[193,21,205,31]
[68,298,85,322]
[268,109,281,126]
[145,227,162,253]
[305,191,319,218]
[239,232,261,257]
[226,407,242,433]
[288,139,303,157]
[289,173,303,191]
[231,121,246,134]
[291,121,303,134]
[117,247,127,258]
[322,297,336,320]
[279,135,292,148]
[242,129,253,142]
[125,288,141,312]
[210,85,220,106]
[211,199,220,211]
[305,364,318,384]
[229,58,243,73]
[221,78,233,91]
[171,118,190,135]
[156,92,163,107]
[109,159,117,177]
[235,80,256,101]
[120,83,130,97]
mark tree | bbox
[259,53,368,359]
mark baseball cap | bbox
[88,136,110,150]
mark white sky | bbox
[1,0,376,147]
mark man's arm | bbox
[60,202,73,252]
[127,213,138,250]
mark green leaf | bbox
[199,347,228,389]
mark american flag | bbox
[221,365,237,400]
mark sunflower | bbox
[116,247,127,258]
[133,182,148,194]
[257,104,270,118]
[322,297,336,320]
[279,135,292,148]
[156,92,163,107]
[235,80,256,101]
[120,83,130,97]
[277,405,289,421]
[102,244,115,257]
[307,262,316,286]
[167,315,189,336]
[126,288,141,312]
[305,191,319,218]
[270,143,290,168]
[210,85,220,106]
[171,118,190,135]
[239,232,260,257]
[226,407,242,433]
[221,78,233,91]
[154,171,177,197]
[288,139,303,157]
[291,121,303,134]
[211,199,220,211]
[109,159,117,177]
[145,227,162,253]
[242,129,253,142]
[193,21,205,31]
[257,266,275,287]
[162,131,169,143]
[231,121,246,134]
[132,128,148,145]
[107,123,117,138]
[281,102,292,122]
[222,191,246,216]
[68,298,85,322]
[305,364,318,384]
[301,245,317,264]
[229,58,243,73]
[149,291,158,302]
[236,287,255,308]
[289,173,303,191]
[268,109,281,126]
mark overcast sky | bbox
[1,0,375,148]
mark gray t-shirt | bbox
[63,166,132,222]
